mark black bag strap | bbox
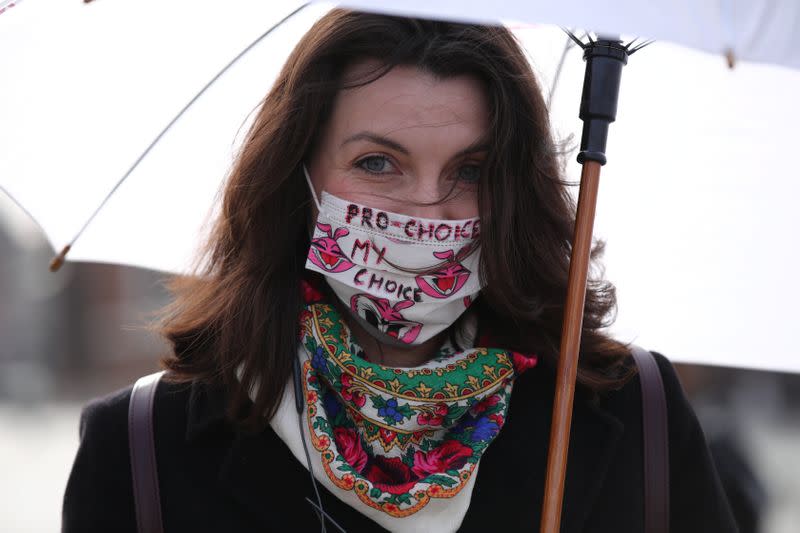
[629,345,670,533]
[128,370,166,533]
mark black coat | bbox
[62,351,739,532]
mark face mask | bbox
[302,164,483,346]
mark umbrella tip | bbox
[724,48,736,69]
[49,245,71,272]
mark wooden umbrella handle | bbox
[539,160,602,533]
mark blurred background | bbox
[1,191,799,533]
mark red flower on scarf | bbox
[489,413,505,426]
[470,394,500,415]
[416,403,448,426]
[300,278,325,304]
[298,310,313,339]
[475,331,539,375]
[511,351,538,373]
[333,428,368,473]
[363,456,419,495]
[340,373,366,408]
[412,440,473,478]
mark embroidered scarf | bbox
[297,285,538,519]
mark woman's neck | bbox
[317,280,448,367]
[335,304,446,367]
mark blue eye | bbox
[458,165,480,183]
[356,155,393,174]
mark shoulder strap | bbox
[629,345,670,533]
[128,370,166,533]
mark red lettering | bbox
[376,212,389,230]
[404,220,416,238]
[361,207,373,228]
[351,239,370,263]
[373,243,387,265]
[434,223,452,241]
[354,268,367,285]
[346,204,359,224]
[368,274,384,291]
[418,223,435,240]
[402,286,414,301]
[460,220,472,239]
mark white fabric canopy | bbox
[337,0,800,70]
[1,0,799,373]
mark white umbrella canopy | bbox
[1,0,324,271]
[1,0,799,373]
[339,0,800,69]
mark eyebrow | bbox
[340,131,489,158]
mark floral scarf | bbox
[296,281,538,520]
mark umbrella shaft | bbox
[540,160,602,533]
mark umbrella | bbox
[3,0,798,374]
[2,0,799,530]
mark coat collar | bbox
[183,367,626,533]
[184,378,230,443]
[184,378,315,526]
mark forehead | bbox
[326,60,490,150]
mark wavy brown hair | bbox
[156,8,636,431]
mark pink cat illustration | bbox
[415,246,473,299]
[350,294,422,344]
[308,223,355,273]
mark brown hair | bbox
[156,8,635,431]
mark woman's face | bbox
[306,60,490,220]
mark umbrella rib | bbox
[628,39,656,54]
[560,27,587,50]
[52,2,313,269]
[626,36,641,50]
[548,31,584,109]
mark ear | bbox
[394,299,415,311]
[333,227,350,240]
[316,222,332,235]
[433,249,455,261]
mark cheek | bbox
[447,190,480,219]
[323,171,379,204]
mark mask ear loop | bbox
[303,164,323,211]
[293,356,347,533]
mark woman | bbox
[62,9,738,533]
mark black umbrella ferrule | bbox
[577,36,630,166]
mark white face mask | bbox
[302,164,483,346]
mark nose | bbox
[399,171,476,220]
